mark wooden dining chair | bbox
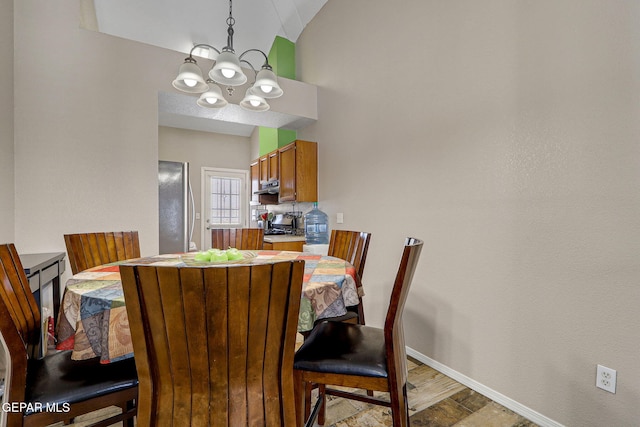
[64,231,141,274]
[0,243,138,427]
[210,227,264,250]
[294,237,423,427]
[323,229,372,324]
[120,260,308,426]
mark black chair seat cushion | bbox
[24,350,138,415]
[294,321,388,378]
[313,310,358,326]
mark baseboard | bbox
[406,347,564,427]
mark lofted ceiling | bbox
[85,0,327,136]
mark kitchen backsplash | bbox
[251,202,315,230]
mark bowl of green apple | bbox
[191,247,253,263]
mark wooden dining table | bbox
[56,250,361,363]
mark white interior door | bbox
[201,167,249,249]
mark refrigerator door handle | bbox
[188,179,195,248]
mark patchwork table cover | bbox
[57,250,360,363]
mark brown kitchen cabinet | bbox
[263,240,305,252]
[250,140,318,205]
[259,155,269,183]
[258,151,279,183]
[268,151,279,182]
[278,140,317,203]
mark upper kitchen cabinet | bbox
[268,151,279,182]
[259,155,269,183]
[278,140,317,203]
[258,151,280,184]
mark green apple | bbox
[226,248,243,261]
[208,249,229,262]
[193,251,211,262]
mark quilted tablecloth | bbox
[57,250,360,362]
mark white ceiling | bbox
[94,0,327,54]
[93,0,327,57]
[90,0,327,136]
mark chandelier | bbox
[171,0,283,112]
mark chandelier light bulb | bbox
[252,67,283,98]
[221,68,236,79]
[210,51,247,86]
[240,87,269,111]
[196,80,228,109]
[172,58,208,93]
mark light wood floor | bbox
[320,356,539,426]
[51,356,538,427]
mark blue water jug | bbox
[304,203,329,244]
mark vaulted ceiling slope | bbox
[79,0,327,136]
[89,0,328,59]
[83,0,326,136]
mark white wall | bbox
[158,126,251,250]
[12,0,188,263]
[297,1,640,425]
[249,127,260,160]
[0,0,14,396]
[0,0,14,243]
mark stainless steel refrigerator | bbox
[159,161,195,254]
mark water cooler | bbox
[303,203,329,254]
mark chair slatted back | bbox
[384,237,423,391]
[328,230,372,280]
[0,244,42,403]
[120,260,304,426]
[327,230,372,323]
[64,231,141,274]
[211,228,264,250]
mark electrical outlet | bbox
[596,364,617,393]
[337,213,344,224]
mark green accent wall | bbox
[277,129,297,147]
[258,128,297,155]
[258,36,297,155]
[268,36,296,79]
[259,127,278,154]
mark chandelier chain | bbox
[226,0,235,50]
[227,0,235,27]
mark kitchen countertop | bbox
[263,235,306,244]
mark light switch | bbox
[337,213,344,224]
